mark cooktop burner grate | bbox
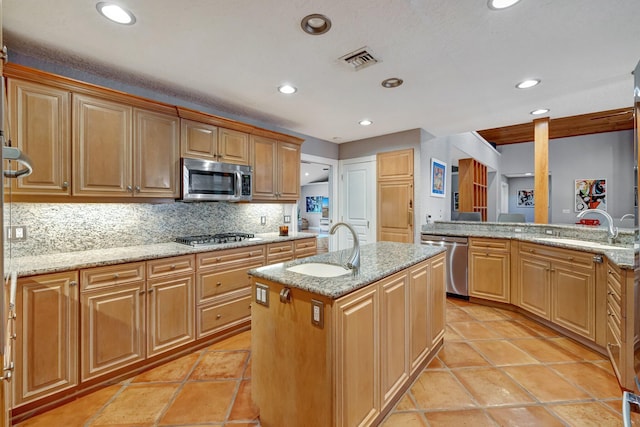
[175,232,255,246]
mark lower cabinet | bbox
[468,238,511,303]
[516,242,596,341]
[14,272,78,407]
[294,237,317,259]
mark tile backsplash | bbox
[4,202,294,257]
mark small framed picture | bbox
[430,158,446,198]
[517,189,534,207]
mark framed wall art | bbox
[517,189,534,207]
[575,179,606,212]
[430,158,446,198]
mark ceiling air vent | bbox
[339,47,380,71]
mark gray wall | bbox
[498,130,634,224]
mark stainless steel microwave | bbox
[180,158,252,202]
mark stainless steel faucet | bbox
[577,208,619,243]
[329,222,360,275]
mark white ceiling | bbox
[3,1,639,144]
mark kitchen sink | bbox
[286,263,351,278]
[535,237,626,250]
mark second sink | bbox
[286,263,351,278]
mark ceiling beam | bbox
[477,107,634,145]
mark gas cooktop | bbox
[175,232,256,246]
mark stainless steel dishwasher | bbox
[420,234,468,299]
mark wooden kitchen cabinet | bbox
[146,256,195,357]
[73,93,179,198]
[334,283,380,427]
[376,149,413,181]
[377,179,414,243]
[80,262,146,381]
[251,135,300,201]
[266,241,294,264]
[516,242,597,341]
[458,158,487,221]
[380,272,409,407]
[6,78,71,196]
[180,119,250,165]
[14,272,78,407]
[468,238,511,303]
[428,252,446,349]
[196,246,264,338]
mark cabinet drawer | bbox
[607,292,622,320]
[147,255,195,279]
[81,262,145,291]
[520,242,594,268]
[197,258,263,303]
[607,301,622,341]
[294,238,317,251]
[469,237,510,251]
[607,264,623,295]
[197,246,265,271]
[267,241,294,264]
[197,293,251,339]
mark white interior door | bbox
[339,158,376,250]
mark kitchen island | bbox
[248,242,446,427]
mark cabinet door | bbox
[8,79,71,195]
[334,285,380,427]
[429,253,446,348]
[73,94,132,196]
[551,263,595,340]
[81,282,145,381]
[517,255,551,319]
[218,128,249,165]
[180,119,218,160]
[409,261,429,373]
[380,273,408,407]
[133,108,179,197]
[14,272,78,406]
[376,149,413,180]
[377,179,413,243]
[277,141,300,200]
[147,273,195,357]
[251,135,277,200]
[469,250,510,303]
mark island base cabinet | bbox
[251,281,333,427]
[251,255,445,427]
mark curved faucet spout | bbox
[329,222,360,275]
[576,208,618,243]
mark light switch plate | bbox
[255,283,269,307]
[311,299,324,328]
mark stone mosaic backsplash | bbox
[4,202,295,257]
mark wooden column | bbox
[534,117,549,224]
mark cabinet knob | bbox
[608,269,613,274]
[216,257,221,262]
[139,290,145,295]
[114,273,119,279]
[70,281,77,287]
[62,181,69,189]
[216,282,222,287]
[216,314,222,319]
[170,264,176,270]
[127,185,132,192]
[148,289,154,293]
[568,256,574,261]
[529,249,534,253]
[135,185,141,192]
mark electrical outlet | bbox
[260,216,267,225]
[545,229,554,235]
[311,299,324,328]
[283,215,291,224]
[6,225,27,241]
[255,283,269,307]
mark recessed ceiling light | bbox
[516,79,541,89]
[96,2,136,25]
[359,119,373,126]
[530,108,550,115]
[381,77,404,88]
[278,84,297,94]
[301,14,332,35]
[488,0,521,10]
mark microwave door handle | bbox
[235,171,242,198]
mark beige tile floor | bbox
[16,298,635,426]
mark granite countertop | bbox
[421,222,635,269]
[248,241,446,299]
[6,232,318,277]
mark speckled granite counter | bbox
[6,232,318,277]
[422,221,636,269]
[248,241,446,299]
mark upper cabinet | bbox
[72,94,179,198]
[180,119,249,165]
[7,78,71,195]
[4,63,302,202]
[251,135,300,201]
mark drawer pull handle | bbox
[216,314,222,319]
[216,282,222,287]
[170,264,176,269]
[529,249,534,253]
